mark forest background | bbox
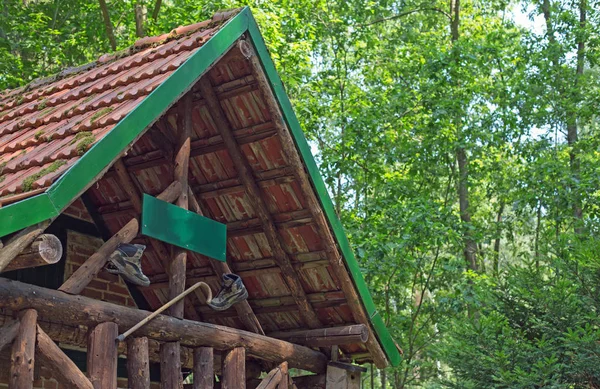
[1,0,600,387]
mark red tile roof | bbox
[0,10,239,205]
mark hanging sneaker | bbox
[105,243,150,287]
[208,273,248,311]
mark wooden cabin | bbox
[0,8,401,388]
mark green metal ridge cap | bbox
[245,11,401,367]
[0,9,250,238]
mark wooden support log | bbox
[244,41,389,368]
[198,77,322,330]
[9,309,37,389]
[36,325,93,389]
[255,362,288,389]
[0,320,19,353]
[161,342,183,388]
[267,325,368,347]
[59,180,182,294]
[0,278,327,373]
[194,347,214,389]
[127,337,150,389]
[88,322,118,389]
[0,221,50,273]
[288,375,325,389]
[2,234,62,273]
[222,347,245,389]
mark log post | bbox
[88,322,119,389]
[2,234,62,273]
[222,347,245,389]
[0,221,50,273]
[279,362,289,389]
[0,320,19,353]
[161,93,193,388]
[194,347,214,389]
[198,77,321,329]
[59,180,182,294]
[245,41,389,368]
[160,342,183,388]
[9,309,37,389]
[127,337,150,389]
[36,325,93,389]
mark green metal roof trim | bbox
[0,7,401,367]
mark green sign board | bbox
[141,194,227,261]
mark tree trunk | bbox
[151,0,162,21]
[450,0,478,272]
[493,202,504,275]
[98,0,117,51]
[568,0,586,235]
[380,369,386,389]
[134,0,146,38]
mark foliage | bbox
[2,0,600,387]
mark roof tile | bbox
[0,11,235,202]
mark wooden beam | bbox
[59,180,182,295]
[59,218,139,295]
[255,362,288,389]
[0,278,327,373]
[267,325,368,347]
[0,221,50,273]
[289,374,325,389]
[245,42,389,368]
[222,347,245,389]
[0,320,19,353]
[1,234,62,273]
[198,77,321,330]
[188,188,265,335]
[9,309,37,389]
[36,325,93,389]
[194,347,214,389]
[160,342,183,388]
[88,322,118,389]
[127,337,150,389]
[111,158,175,288]
[146,258,330,290]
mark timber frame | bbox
[0,7,400,388]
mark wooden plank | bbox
[2,234,62,273]
[194,347,214,389]
[36,325,93,389]
[9,309,37,389]
[222,347,245,389]
[198,77,321,330]
[88,322,118,389]
[160,342,183,388]
[246,45,389,368]
[267,325,368,347]
[0,320,19,353]
[59,180,182,295]
[0,221,50,273]
[127,337,150,389]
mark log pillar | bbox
[193,347,214,389]
[87,322,118,389]
[160,342,183,388]
[127,337,150,389]
[9,309,37,389]
[222,347,245,389]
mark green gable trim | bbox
[141,194,227,261]
[245,14,402,367]
[0,7,401,367]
